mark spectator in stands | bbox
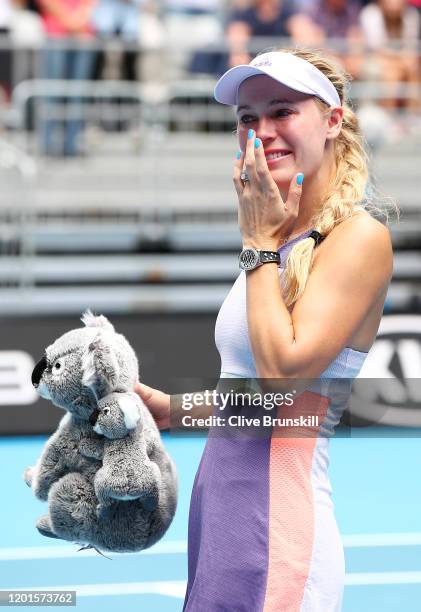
[136,0,165,82]
[10,0,44,85]
[293,0,365,79]
[93,0,141,42]
[300,0,362,42]
[0,1,44,100]
[190,0,313,76]
[92,0,143,81]
[224,0,312,72]
[165,0,223,80]
[38,0,96,157]
[36,0,96,156]
[11,0,44,49]
[359,0,421,111]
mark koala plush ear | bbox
[118,394,141,430]
[81,310,115,333]
[81,333,120,399]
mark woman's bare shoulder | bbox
[328,208,390,241]
[313,209,393,282]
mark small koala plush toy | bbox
[89,391,165,519]
[25,311,177,554]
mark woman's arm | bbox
[246,216,392,379]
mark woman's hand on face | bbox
[134,381,170,430]
[233,129,304,249]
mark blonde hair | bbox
[241,47,398,308]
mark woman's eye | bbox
[239,115,255,124]
[239,110,291,125]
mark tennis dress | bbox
[183,229,369,612]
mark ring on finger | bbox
[240,170,250,185]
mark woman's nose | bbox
[255,116,277,141]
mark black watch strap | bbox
[259,250,281,265]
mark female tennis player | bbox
[135,47,393,611]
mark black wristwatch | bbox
[238,247,281,271]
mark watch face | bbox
[239,248,259,270]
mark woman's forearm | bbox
[246,263,297,378]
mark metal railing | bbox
[0,139,37,258]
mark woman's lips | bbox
[265,151,293,167]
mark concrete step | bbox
[0,281,417,315]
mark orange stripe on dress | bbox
[263,390,330,612]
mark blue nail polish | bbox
[236,151,242,159]
[248,129,253,139]
[296,173,304,185]
[254,138,261,148]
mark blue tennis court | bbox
[1,430,421,611]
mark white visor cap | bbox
[214,51,341,108]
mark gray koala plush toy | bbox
[24,311,177,554]
[90,391,165,519]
